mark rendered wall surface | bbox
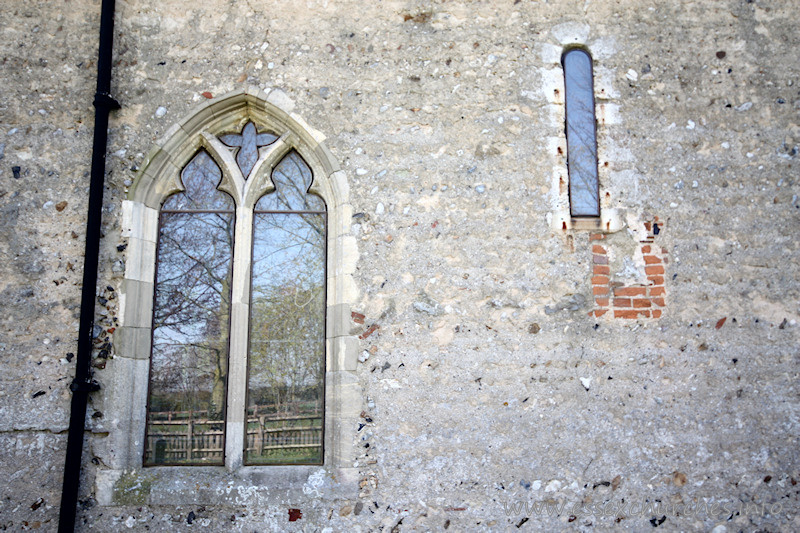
[0,1,798,531]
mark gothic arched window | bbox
[144,122,327,466]
[104,90,358,504]
[145,151,235,465]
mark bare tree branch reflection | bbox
[247,151,326,465]
[145,151,234,465]
[563,49,600,217]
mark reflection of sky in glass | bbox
[563,49,600,217]
[146,151,233,465]
[220,121,278,179]
[256,151,326,211]
[249,212,325,392]
[247,152,325,464]
[163,151,234,210]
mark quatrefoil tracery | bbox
[219,121,278,179]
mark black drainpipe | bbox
[58,0,119,531]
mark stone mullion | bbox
[221,132,289,470]
[200,129,252,469]
[224,205,253,470]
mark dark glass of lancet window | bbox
[563,48,601,217]
[246,151,326,465]
[144,150,234,466]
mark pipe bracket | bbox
[93,92,121,110]
[69,378,102,393]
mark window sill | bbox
[96,464,358,506]
[551,208,626,233]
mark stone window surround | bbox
[96,87,361,504]
[540,26,626,233]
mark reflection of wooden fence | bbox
[146,418,224,463]
[146,409,322,464]
[150,402,319,422]
[245,402,322,418]
[245,415,322,456]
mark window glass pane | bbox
[246,211,326,465]
[563,49,600,217]
[163,151,234,211]
[255,151,325,212]
[144,210,234,465]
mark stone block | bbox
[118,278,154,329]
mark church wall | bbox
[1,1,798,530]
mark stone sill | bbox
[95,465,359,506]
[551,208,626,233]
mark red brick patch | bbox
[614,287,647,297]
[589,219,667,320]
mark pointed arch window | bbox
[562,48,600,218]
[145,151,235,465]
[247,152,326,465]
[144,121,326,466]
[106,90,359,506]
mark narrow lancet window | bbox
[246,151,326,465]
[563,48,600,217]
[144,151,235,465]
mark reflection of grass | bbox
[249,447,320,465]
[147,422,223,434]
[257,416,321,430]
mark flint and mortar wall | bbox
[0,1,798,531]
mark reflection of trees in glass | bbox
[143,133,328,465]
[563,49,600,217]
[145,151,234,465]
[247,151,326,465]
[256,151,326,212]
[151,213,233,417]
[249,214,325,411]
